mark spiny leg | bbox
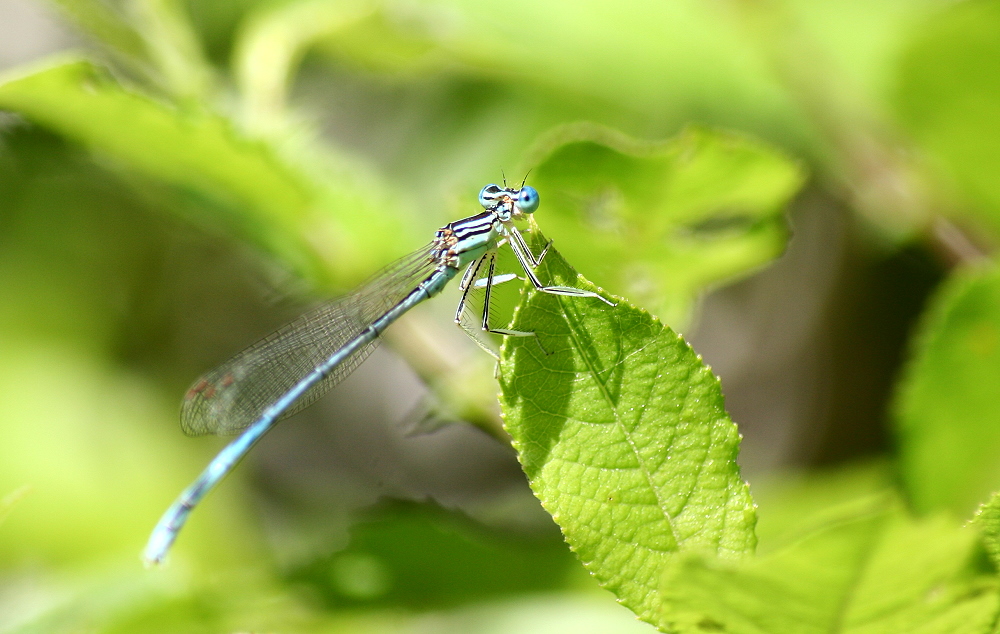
[509,225,552,268]
[507,226,616,306]
[455,254,488,322]
[455,255,504,358]
[460,247,521,291]
[454,253,544,358]
[479,254,537,337]
[458,258,482,292]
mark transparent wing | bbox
[181,243,438,436]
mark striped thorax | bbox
[431,184,540,269]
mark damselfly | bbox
[144,183,613,564]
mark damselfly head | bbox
[479,183,540,217]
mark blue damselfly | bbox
[144,183,612,564]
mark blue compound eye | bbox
[517,186,539,213]
[479,184,502,208]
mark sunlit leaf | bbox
[895,0,1000,234]
[972,490,1000,570]
[662,499,997,634]
[498,233,756,625]
[0,486,30,528]
[0,58,401,288]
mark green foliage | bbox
[894,266,1000,516]
[288,500,580,609]
[973,491,1000,571]
[0,59,399,288]
[525,124,802,326]
[4,0,1000,632]
[662,499,998,634]
[0,487,30,528]
[499,233,756,625]
[894,0,1000,232]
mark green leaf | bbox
[662,499,998,634]
[373,1,793,129]
[523,124,803,327]
[498,231,756,626]
[233,0,374,132]
[50,0,214,100]
[128,0,215,100]
[310,7,444,75]
[48,0,150,63]
[0,58,400,287]
[972,491,1000,570]
[894,0,1000,232]
[748,461,895,553]
[0,486,30,528]
[894,265,1000,516]
[288,500,580,609]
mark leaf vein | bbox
[556,295,679,549]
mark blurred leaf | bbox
[383,0,795,132]
[49,0,213,99]
[129,0,215,100]
[524,124,803,327]
[48,0,150,63]
[498,233,756,626]
[661,500,997,634]
[289,500,580,609]
[0,58,399,288]
[748,460,895,553]
[233,0,375,132]
[384,593,660,634]
[183,0,273,65]
[2,559,637,634]
[894,265,1000,516]
[257,0,924,225]
[771,0,940,101]
[311,7,445,75]
[972,491,1000,571]
[894,0,1000,232]
[3,564,331,634]
[0,486,31,528]
[0,127,258,568]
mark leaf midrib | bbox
[826,523,884,634]
[556,294,680,551]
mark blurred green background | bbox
[2,0,1000,631]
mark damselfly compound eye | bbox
[517,186,539,213]
[479,184,502,208]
